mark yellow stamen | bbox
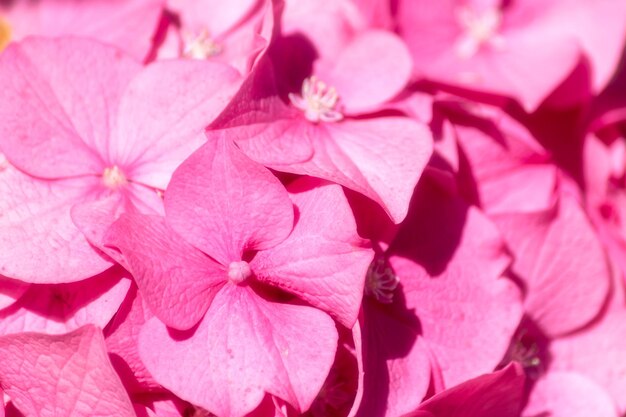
[0,17,12,52]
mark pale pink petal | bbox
[105,286,161,394]
[139,284,338,417]
[0,37,140,179]
[541,0,626,92]
[492,195,611,337]
[317,30,413,114]
[0,267,130,336]
[523,371,618,417]
[550,309,626,413]
[252,177,373,327]
[0,325,135,417]
[0,277,29,311]
[405,363,525,417]
[3,0,164,61]
[165,138,295,265]
[105,213,225,330]
[0,164,111,283]
[283,0,364,60]
[112,60,242,190]
[356,300,431,417]
[390,179,522,388]
[278,118,433,223]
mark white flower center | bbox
[365,258,399,304]
[455,6,505,58]
[228,261,252,284]
[183,28,222,59]
[289,76,344,123]
[102,165,127,189]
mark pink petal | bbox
[208,60,315,166]
[317,30,413,114]
[523,371,618,417]
[0,37,140,179]
[356,300,431,417]
[105,213,225,330]
[168,0,258,37]
[406,363,525,417]
[252,177,374,328]
[3,0,164,61]
[281,117,433,223]
[0,277,29,311]
[397,0,581,112]
[0,325,135,417]
[541,0,626,92]
[105,286,161,394]
[550,308,626,413]
[112,60,242,190]
[71,182,164,265]
[282,0,363,60]
[390,179,522,388]
[453,106,557,214]
[0,164,111,283]
[492,195,611,337]
[139,284,338,417]
[0,267,130,336]
[165,138,295,265]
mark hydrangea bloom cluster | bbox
[0,1,625,416]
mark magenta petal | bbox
[319,30,413,114]
[112,60,242,190]
[0,325,135,417]
[139,284,338,417]
[105,213,225,330]
[165,138,295,265]
[0,267,130,336]
[492,195,610,337]
[523,371,617,417]
[0,277,29,311]
[407,363,525,417]
[252,177,373,328]
[0,37,140,179]
[0,165,111,283]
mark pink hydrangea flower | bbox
[105,138,373,416]
[0,37,241,283]
[396,0,584,111]
[207,43,433,223]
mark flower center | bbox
[228,261,252,284]
[365,258,399,304]
[0,17,12,52]
[455,6,504,58]
[102,165,127,189]
[289,76,344,123]
[182,28,222,59]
